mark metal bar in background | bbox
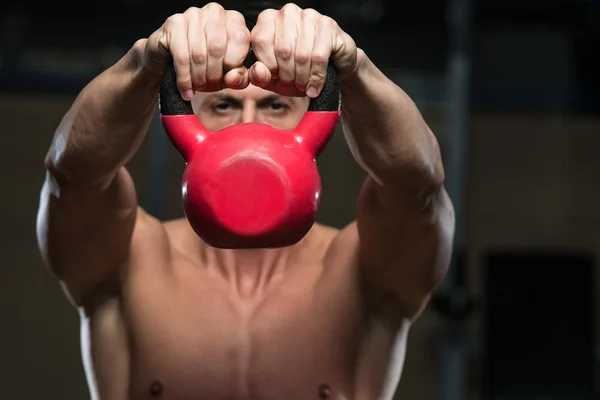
[144,111,169,220]
[437,0,474,397]
[445,0,472,276]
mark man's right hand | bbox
[142,3,252,101]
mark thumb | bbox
[223,67,250,90]
[249,62,272,89]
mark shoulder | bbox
[130,217,359,265]
[161,216,206,264]
[131,208,169,243]
[306,222,364,307]
[125,212,203,278]
[309,222,341,245]
[301,221,360,269]
[162,217,196,243]
[292,223,339,255]
[281,221,360,261]
[129,210,199,263]
[131,211,193,246]
[125,208,172,264]
[322,221,359,257]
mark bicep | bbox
[356,176,455,320]
[36,166,138,306]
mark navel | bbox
[149,381,163,397]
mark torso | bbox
[81,214,409,400]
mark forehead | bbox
[193,84,307,104]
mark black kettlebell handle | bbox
[159,46,341,117]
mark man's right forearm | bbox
[46,39,163,187]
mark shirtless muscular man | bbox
[36,3,455,399]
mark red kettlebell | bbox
[159,56,341,249]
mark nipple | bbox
[318,383,331,399]
[150,381,163,397]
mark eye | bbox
[214,102,231,111]
[266,101,290,112]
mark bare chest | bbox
[122,267,365,400]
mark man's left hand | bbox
[249,3,358,98]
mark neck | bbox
[201,246,292,299]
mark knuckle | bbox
[207,39,226,56]
[251,30,271,46]
[309,75,325,88]
[316,15,337,30]
[302,8,319,20]
[229,28,250,45]
[310,67,326,81]
[227,10,246,24]
[165,13,185,27]
[311,51,329,64]
[275,44,293,59]
[133,38,147,52]
[133,38,150,64]
[204,2,225,14]
[184,6,200,15]
[324,16,338,28]
[281,3,300,15]
[177,76,192,88]
[190,49,207,65]
[157,31,169,51]
[257,8,277,23]
[294,50,310,64]
[172,50,190,65]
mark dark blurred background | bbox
[1,0,599,399]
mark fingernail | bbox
[307,86,318,98]
[182,89,194,102]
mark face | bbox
[192,84,310,132]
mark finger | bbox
[224,10,251,71]
[204,4,228,85]
[251,9,278,79]
[249,61,272,88]
[274,4,300,84]
[165,14,194,101]
[187,8,208,92]
[144,31,171,74]
[251,62,304,97]
[267,80,307,97]
[307,18,334,98]
[223,67,249,90]
[295,9,317,93]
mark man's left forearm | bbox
[339,49,445,202]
